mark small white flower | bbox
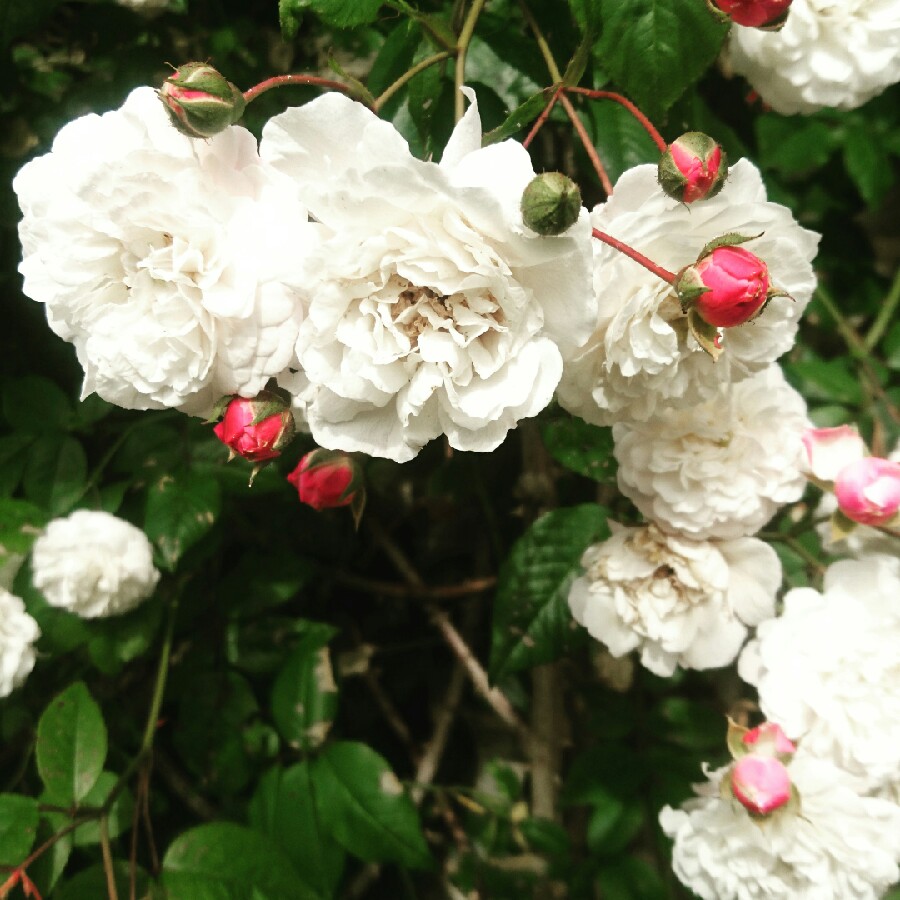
[260,90,595,462]
[660,754,900,900]
[31,510,160,619]
[727,0,900,114]
[569,523,780,676]
[0,588,40,698]
[613,365,808,540]
[739,554,900,790]
[557,159,819,426]
[14,87,317,417]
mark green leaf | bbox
[312,741,431,869]
[482,91,549,146]
[585,97,660,187]
[56,863,150,900]
[27,815,73,897]
[0,434,32,497]
[2,376,71,434]
[144,469,221,570]
[0,794,39,865]
[0,0,61,48]
[567,0,603,34]
[36,682,107,805]
[490,505,609,679]
[249,764,345,898]
[0,497,47,554]
[69,772,133,847]
[162,822,319,900]
[22,435,87,515]
[843,122,895,208]
[541,416,616,482]
[597,0,728,121]
[756,115,836,175]
[271,624,339,751]
[366,18,420,98]
[281,0,382,32]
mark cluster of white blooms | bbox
[660,754,900,899]
[31,510,160,619]
[727,0,900,114]
[0,588,40,698]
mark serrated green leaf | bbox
[271,625,339,751]
[597,0,727,121]
[490,505,609,679]
[586,98,660,186]
[312,741,431,869]
[0,794,39,866]
[144,469,221,570]
[249,764,345,898]
[22,435,87,515]
[36,682,107,805]
[282,0,382,31]
[162,823,319,900]
[541,416,616,482]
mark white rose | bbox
[569,523,780,676]
[260,89,595,462]
[660,753,900,900]
[14,87,318,417]
[613,365,809,540]
[31,510,160,619]
[557,159,819,426]
[739,554,900,790]
[0,588,40,698]
[727,0,900,114]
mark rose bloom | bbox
[727,0,900,114]
[0,588,40,698]
[260,89,595,462]
[568,523,780,676]
[557,159,819,426]
[613,365,809,540]
[14,87,317,417]
[660,753,900,900]
[31,510,160,619]
[739,555,900,790]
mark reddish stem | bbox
[523,86,561,150]
[558,91,614,196]
[591,228,676,284]
[243,75,356,105]
[567,86,668,153]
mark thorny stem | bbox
[567,86,668,153]
[242,74,357,105]
[455,0,489,121]
[522,86,562,150]
[559,92,614,195]
[373,51,453,112]
[864,265,900,352]
[592,227,677,284]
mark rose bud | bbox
[159,62,246,139]
[742,722,797,759]
[688,245,770,328]
[801,425,867,482]
[658,132,728,203]
[833,456,900,526]
[707,0,793,29]
[730,755,792,815]
[213,392,295,464]
[287,450,365,525]
[521,172,582,236]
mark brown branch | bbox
[332,571,496,599]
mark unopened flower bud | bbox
[658,132,728,203]
[801,425,867,482]
[521,172,582,236]
[159,62,246,139]
[213,392,295,463]
[834,457,900,526]
[742,722,796,758]
[287,450,365,524]
[730,755,792,815]
[708,0,793,29]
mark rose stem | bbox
[242,74,357,105]
[567,86,668,153]
[559,91,615,196]
[592,228,677,283]
[523,85,562,149]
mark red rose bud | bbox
[658,132,728,203]
[159,62,246,138]
[833,456,900,526]
[690,245,770,328]
[213,392,295,463]
[708,0,793,28]
[287,450,365,524]
[730,755,792,815]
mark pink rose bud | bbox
[742,722,796,758]
[287,450,359,512]
[213,392,295,463]
[692,245,770,328]
[159,62,246,139]
[658,132,728,203]
[709,0,793,28]
[801,425,867,481]
[833,457,900,526]
[730,755,792,815]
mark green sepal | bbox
[697,232,763,260]
[687,307,723,361]
[829,508,858,542]
[327,56,376,107]
[726,717,750,760]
